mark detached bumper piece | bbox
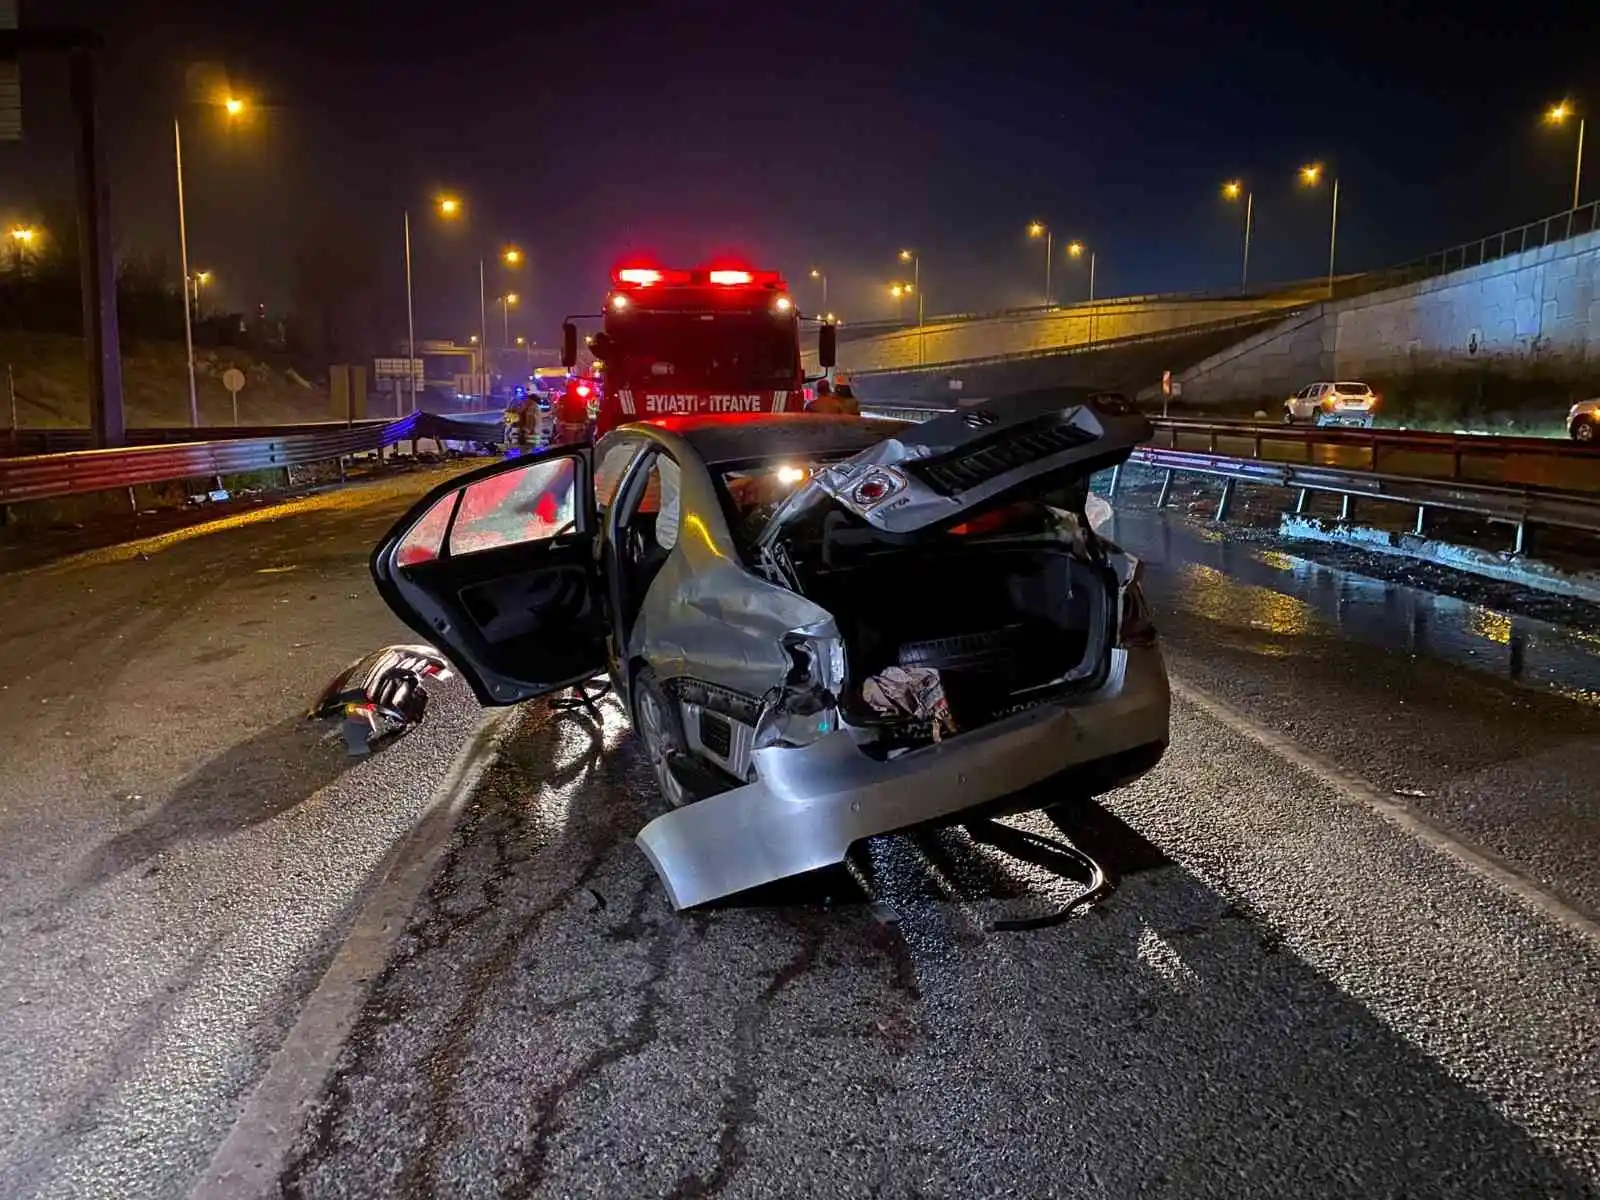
[308,644,452,756]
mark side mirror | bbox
[589,331,614,362]
[561,322,578,369]
[818,322,837,369]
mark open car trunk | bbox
[756,395,1149,746]
[778,507,1114,746]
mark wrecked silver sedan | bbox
[370,397,1170,908]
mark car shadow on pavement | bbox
[279,703,1595,1200]
[70,715,354,891]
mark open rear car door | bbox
[371,447,606,706]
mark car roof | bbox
[640,412,913,466]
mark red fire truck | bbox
[561,263,837,437]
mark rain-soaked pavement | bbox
[3,466,1599,1199]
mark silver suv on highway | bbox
[364,399,1170,909]
[1284,381,1378,427]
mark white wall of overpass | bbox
[801,293,1312,375]
[1165,229,1600,405]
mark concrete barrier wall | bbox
[803,293,1311,375]
[851,315,1289,405]
[1169,229,1600,407]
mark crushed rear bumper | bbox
[636,644,1169,909]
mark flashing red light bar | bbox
[611,264,785,290]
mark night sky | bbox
[2,0,1596,347]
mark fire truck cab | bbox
[562,263,836,436]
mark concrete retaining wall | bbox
[850,313,1288,405]
[1166,229,1600,408]
[803,292,1312,376]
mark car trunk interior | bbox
[787,506,1112,733]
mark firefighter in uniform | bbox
[552,378,592,445]
[807,373,860,416]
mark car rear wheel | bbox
[1574,417,1596,444]
[633,668,690,808]
[1283,409,1296,424]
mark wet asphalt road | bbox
[1,468,1597,1198]
[0,466,493,1200]
[275,499,1600,1197]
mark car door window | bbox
[595,440,644,518]
[656,456,682,551]
[448,456,579,557]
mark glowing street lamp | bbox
[503,246,523,266]
[175,94,250,426]
[404,191,467,412]
[1545,101,1586,211]
[810,267,827,313]
[1223,180,1253,292]
[498,292,519,346]
[897,249,922,325]
[1028,221,1053,307]
[8,225,35,271]
[1066,240,1096,302]
[1300,162,1339,297]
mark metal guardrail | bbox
[0,411,502,506]
[0,410,505,457]
[1371,200,1600,294]
[1122,448,1600,550]
[861,403,1600,549]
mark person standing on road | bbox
[552,378,591,445]
[831,374,861,416]
[807,379,847,414]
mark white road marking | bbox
[190,709,512,1200]
[1171,676,1600,949]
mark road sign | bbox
[223,367,245,425]
[1161,370,1172,397]
[374,357,424,383]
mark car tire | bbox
[632,667,692,808]
[1573,418,1596,444]
[1283,410,1296,424]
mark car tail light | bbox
[1118,566,1158,648]
[617,268,663,285]
[710,269,754,285]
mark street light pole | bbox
[1088,251,1096,303]
[478,259,488,400]
[1574,117,1587,210]
[1327,177,1340,298]
[174,118,199,426]
[1045,231,1053,307]
[403,210,417,413]
[1242,191,1253,292]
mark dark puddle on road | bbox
[1110,509,1600,707]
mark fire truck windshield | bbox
[607,311,797,389]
